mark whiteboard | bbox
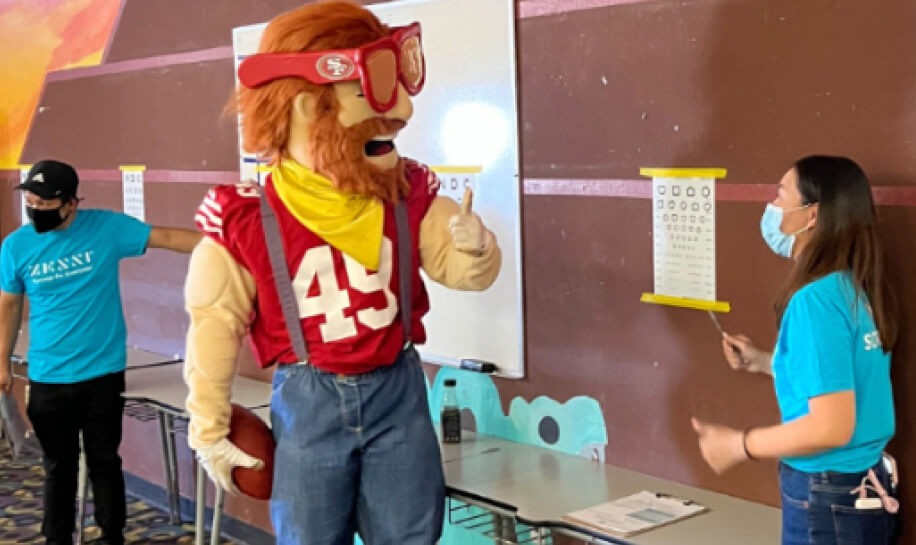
[232,0,524,378]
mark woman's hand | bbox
[722,334,772,375]
[691,418,748,474]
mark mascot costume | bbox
[182,1,501,543]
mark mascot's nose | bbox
[384,83,413,122]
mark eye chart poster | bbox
[643,169,725,303]
[120,166,146,222]
[430,166,480,208]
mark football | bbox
[227,404,275,500]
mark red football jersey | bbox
[194,160,440,374]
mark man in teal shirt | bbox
[0,160,201,545]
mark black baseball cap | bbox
[16,160,79,200]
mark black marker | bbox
[460,359,497,374]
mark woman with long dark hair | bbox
[691,156,899,544]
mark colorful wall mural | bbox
[0,0,121,168]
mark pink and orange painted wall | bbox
[0,0,121,168]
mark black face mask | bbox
[27,205,70,233]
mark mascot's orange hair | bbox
[236,1,411,202]
[238,1,388,161]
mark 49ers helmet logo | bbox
[316,54,355,80]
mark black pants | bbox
[27,371,126,545]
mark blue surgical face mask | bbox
[760,203,811,258]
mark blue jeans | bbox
[269,348,445,545]
[780,461,898,545]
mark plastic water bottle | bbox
[441,378,461,443]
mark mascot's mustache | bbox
[346,117,407,144]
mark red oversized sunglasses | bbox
[238,23,425,113]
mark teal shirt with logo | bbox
[773,271,895,473]
[0,209,152,383]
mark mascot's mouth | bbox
[365,134,397,157]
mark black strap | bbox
[394,200,413,343]
[259,189,308,362]
[259,187,414,362]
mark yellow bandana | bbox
[271,160,383,271]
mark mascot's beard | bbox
[310,115,410,203]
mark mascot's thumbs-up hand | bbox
[448,187,487,256]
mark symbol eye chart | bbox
[18,166,30,225]
[429,166,481,208]
[120,166,146,222]
[646,170,724,303]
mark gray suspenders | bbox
[258,188,413,364]
[393,200,413,342]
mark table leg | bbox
[76,433,88,545]
[492,514,518,544]
[165,414,182,522]
[210,486,225,545]
[195,460,206,545]
[157,412,179,524]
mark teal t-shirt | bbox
[773,271,894,473]
[0,209,152,383]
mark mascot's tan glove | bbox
[419,191,501,290]
[183,238,263,492]
[195,439,263,495]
